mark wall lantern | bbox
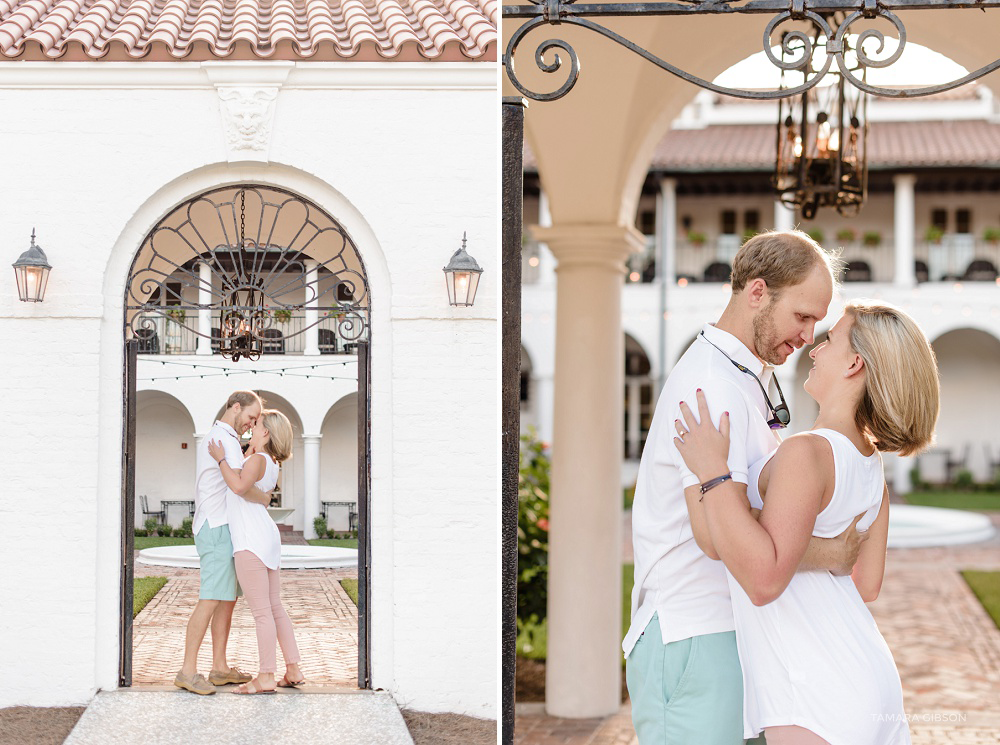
[12,228,52,303]
[443,232,483,307]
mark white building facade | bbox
[1,35,497,722]
[522,86,1000,493]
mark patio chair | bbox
[945,443,971,483]
[139,494,165,525]
[318,328,338,355]
[135,328,159,354]
[703,261,731,283]
[261,328,285,355]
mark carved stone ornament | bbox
[217,87,279,161]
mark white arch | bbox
[94,161,395,694]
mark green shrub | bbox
[314,516,328,538]
[835,228,856,243]
[984,227,1000,244]
[806,228,825,244]
[174,518,193,538]
[519,429,550,624]
[909,466,926,492]
[954,469,975,491]
[862,231,882,247]
[158,524,173,537]
[135,528,148,537]
[144,517,160,534]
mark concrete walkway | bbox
[65,690,413,745]
[516,511,1000,745]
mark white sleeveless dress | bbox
[226,452,282,570]
[732,428,911,745]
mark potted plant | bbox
[165,307,186,323]
[273,308,292,323]
[983,227,1000,244]
[806,228,825,244]
[925,225,945,244]
[687,230,707,247]
[835,228,857,244]
[862,230,882,248]
[742,228,758,243]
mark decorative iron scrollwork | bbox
[124,185,370,359]
[503,0,1000,103]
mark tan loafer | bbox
[209,666,253,685]
[174,671,216,695]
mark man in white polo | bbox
[174,390,273,695]
[625,232,867,744]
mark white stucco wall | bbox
[523,278,1000,490]
[0,61,496,718]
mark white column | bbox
[197,262,212,355]
[656,178,677,287]
[656,178,677,396]
[303,434,322,538]
[536,222,645,718]
[535,191,556,286]
[627,378,641,460]
[535,376,556,450]
[892,453,913,496]
[774,199,796,232]
[893,174,917,287]
[304,260,320,356]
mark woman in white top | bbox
[208,409,304,695]
[674,301,940,745]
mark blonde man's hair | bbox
[260,409,293,464]
[845,301,940,456]
[731,230,841,298]
[226,390,264,411]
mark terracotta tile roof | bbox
[649,121,1000,171]
[0,0,496,61]
[522,119,1000,172]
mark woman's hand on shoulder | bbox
[675,388,731,481]
[207,439,225,464]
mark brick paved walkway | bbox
[517,513,1000,744]
[134,561,359,688]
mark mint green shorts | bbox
[194,523,242,601]
[625,614,766,745]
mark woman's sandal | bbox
[232,678,276,695]
[277,674,306,688]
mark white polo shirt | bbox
[623,323,783,656]
[194,420,247,534]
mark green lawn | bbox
[904,491,1000,511]
[340,579,359,605]
[624,485,636,510]
[134,536,195,550]
[962,571,1000,630]
[516,564,634,661]
[134,577,167,618]
[308,538,359,549]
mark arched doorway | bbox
[930,328,1000,482]
[624,334,653,461]
[120,183,372,690]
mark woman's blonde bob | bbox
[259,409,293,464]
[845,301,940,456]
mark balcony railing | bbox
[522,231,1000,286]
[133,314,359,356]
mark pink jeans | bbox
[764,727,831,745]
[234,550,301,674]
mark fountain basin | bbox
[887,504,995,548]
[138,545,357,569]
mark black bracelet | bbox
[217,458,225,465]
[699,472,733,501]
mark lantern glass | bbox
[445,268,481,307]
[14,264,50,303]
